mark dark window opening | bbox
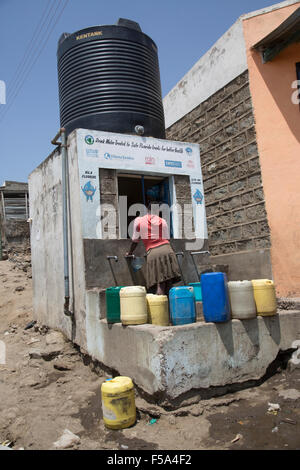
[2,192,29,220]
[117,174,172,239]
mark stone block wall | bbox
[173,175,194,237]
[166,71,271,256]
[99,169,119,239]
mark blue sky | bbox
[0,0,283,184]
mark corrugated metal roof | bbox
[253,6,300,61]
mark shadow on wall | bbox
[215,315,281,359]
[263,314,281,346]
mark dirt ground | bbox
[0,250,300,451]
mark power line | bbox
[0,0,64,121]
[0,0,58,115]
[0,0,69,124]
[4,0,55,102]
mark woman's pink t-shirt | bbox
[132,214,170,252]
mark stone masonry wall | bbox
[99,169,119,239]
[166,70,271,256]
[173,175,194,237]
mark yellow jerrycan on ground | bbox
[146,294,169,326]
[251,279,277,316]
[101,376,136,430]
[120,286,147,325]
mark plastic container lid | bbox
[101,376,134,393]
[106,286,125,294]
[120,286,146,297]
[252,279,274,287]
[146,294,168,304]
[228,280,253,290]
[169,286,194,298]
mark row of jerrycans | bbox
[106,286,170,326]
[200,273,277,322]
[167,274,277,324]
[106,285,195,326]
[168,274,277,323]
[106,274,277,326]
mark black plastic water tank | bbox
[57,18,165,138]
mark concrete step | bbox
[277,297,300,311]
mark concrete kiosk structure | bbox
[29,126,300,404]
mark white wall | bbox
[29,136,88,347]
[29,151,71,338]
[163,1,300,129]
[163,19,247,129]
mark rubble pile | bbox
[7,243,32,278]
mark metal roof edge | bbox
[240,0,300,21]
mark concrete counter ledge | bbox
[84,308,300,403]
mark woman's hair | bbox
[147,200,155,211]
[147,200,167,217]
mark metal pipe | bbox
[107,256,118,286]
[175,252,186,285]
[190,251,211,281]
[51,128,64,146]
[52,128,72,317]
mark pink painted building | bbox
[164,0,300,297]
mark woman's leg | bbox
[156,281,166,295]
[165,279,173,296]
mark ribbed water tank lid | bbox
[58,32,70,48]
[116,18,142,31]
[57,18,149,55]
[58,18,142,46]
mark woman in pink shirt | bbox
[126,202,181,295]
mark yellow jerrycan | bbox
[146,294,169,326]
[101,376,136,430]
[120,286,147,325]
[251,279,277,316]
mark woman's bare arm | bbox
[126,241,139,257]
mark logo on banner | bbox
[193,189,203,205]
[82,181,96,201]
[165,160,182,168]
[187,160,195,168]
[85,135,94,145]
[185,147,193,155]
[103,152,134,161]
[145,156,155,165]
[86,149,99,157]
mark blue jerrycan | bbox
[169,286,196,325]
[200,272,231,323]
